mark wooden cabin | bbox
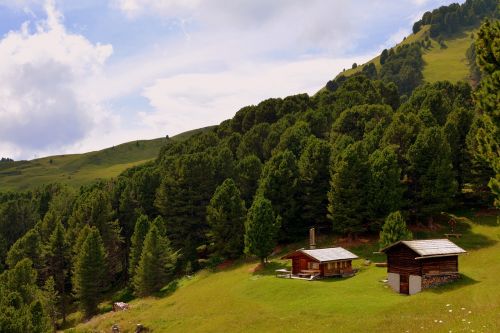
[381,239,466,295]
[281,247,358,278]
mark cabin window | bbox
[309,262,319,269]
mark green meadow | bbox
[69,213,500,333]
[0,127,214,192]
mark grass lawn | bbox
[68,213,499,333]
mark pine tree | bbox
[133,225,177,296]
[128,214,150,280]
[72,228,107,318]
[327,142,370,238]
[44,221,69,323]
[6,229,43,271]
[244,195,280,264]
[474,20,500,207]
[368,147,404,226]
[379,211,413,249]
[206,178,246,259]
[257,150,300,240]
[407,127,457,222]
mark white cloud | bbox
[0,0,113,159]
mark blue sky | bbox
[0,0,457,160]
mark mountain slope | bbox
[337,25,475,85]
[0,126,214,191]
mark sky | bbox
[0,0,458,160]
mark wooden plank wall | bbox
[421,256,458,274]
[386,244,421,275]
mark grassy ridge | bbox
[0,126,214,191]
[336,25,473,85]
[70,213,499,333]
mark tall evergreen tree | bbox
[6,229,43,271]
[133,225,177,296]
[368,146,404,226]
[244,195,280,264]
[128,214,150,280]
[327,142,370,238]
[206,178,246,259]
[72,228,107,318]
[474,19,500,207]
[297,137,331,228]
[379,211,413,248]
[44,221,69,323]
[407,127,457,222]
[236,155,262,205]
[257,150,300,240]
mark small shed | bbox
[281,247,359,278]
[381,239,466,295]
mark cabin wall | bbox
[421,256,458,274]
[289,254,316,274]
[322,261,352,276]
[386,244,421,276]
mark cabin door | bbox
[299,258,308,272]
[400,274,409,295]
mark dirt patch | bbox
[474,208,499,217]
[217,259,235,270]
[249,263,263,273]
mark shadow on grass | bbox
[156,280,179,298]
[251,261,289,276]
[427,274,479,294]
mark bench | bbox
[444,233,462,239]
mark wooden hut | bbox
[381,239,466,295]
[281,247,358,278]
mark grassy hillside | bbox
[0,126,214,191]
[69,212,499,333]
[337,25,474,85]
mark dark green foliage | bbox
[257,150,300,240]
[72,228,108,318]
[236,155,262,205]
[275,121,311,156]
[298,137,331,228]
[368,147,404,227]
[6,229,43,271]
[0,259,51,333]
[128,215,150,281]
[379,44,423,95]
[133,225,177,296]
[380,49,389,64]
[474,19,500,206]
[361,63,378,79]
[328,142,370,237]
[407,127,457,221]
[379,211,413,249]
[44,221,69,322]
[413,0,498,38]
[206,179,246,259]
[244,195,280,264]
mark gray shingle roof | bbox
[382,239,466,257]
[300,247,359,262]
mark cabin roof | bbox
[282,247,358,262]
[381,239,466,258]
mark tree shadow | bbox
[252,261,289,276]
[426,274,479,294]
[156,280,179,298]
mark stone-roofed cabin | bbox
[381,239,467,295]
[281,247,359,278]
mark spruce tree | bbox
[133,225,177,296]
[244,195,280,264]
[72,228,107,318]
[206,178,246,259]
[379,211,413,249]
[368,147,404,225]
[474,20,500,207]
[327,142,370,238]
[6,229,43,271]
[44,221,69,323]
[128,214,150,280]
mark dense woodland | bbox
[0,1,499,331]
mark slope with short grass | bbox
[69,212,499,333]
[0,126,214,191]
[336,25,474,85]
